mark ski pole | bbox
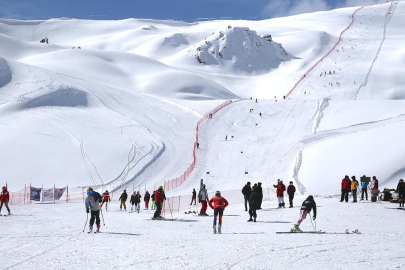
[83,213,89,232]
[309,213,316,231]
[100,208,105,226]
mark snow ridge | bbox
[312,97,330,134]
[292,150,306,195]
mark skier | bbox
[396,179,405,208]
[242,182,251,211]
[257,182,263,209]
[361,175,369,200]
[273,180,286,208]
[351,176,359,203]
[135,191,142,211]
[198,184,209,216]
[102,190,110,211]
[85,187,103,233]
[248,186,258,222]
[152,186,164,219]
[259,112,262,117]
[151,191,156,209]
[190,188,197,205]
[0,186,11,215]
[340,175,351,202]
[292,195,317,232]
[144,191,150,209]
[225,135,228,141]
[287,181,296,208]
[119,190,128,211]
[130,192,137,212]
[208,191,228,234]
[197,142,199,149]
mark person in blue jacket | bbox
[361,175,369,200]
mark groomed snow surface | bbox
[1,0,405,269]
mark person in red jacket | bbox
[0,186,11,215]
[152,186,164,220]
[273,180,286,208]
[209,191,228,234]
[340,175,351,202]
[101,190,111,211]
[287,181,296,208]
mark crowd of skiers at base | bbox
[340,176,405,207]
[0,186,11,215]
[241,180,297,222]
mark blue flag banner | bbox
[30,187,41,201]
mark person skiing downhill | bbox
[292,195,317,232]
[0,186,11,215]
[209,191,228,234]
[287,181,296,208]
[198,184,209,216]
[340,176,351,202]
[152,186,164,220]
[102,190,111,211]
[396,179,405,208]
[242,182,251,211]
[190,189,197,205]
[273,180,286,208]
[248,186,258,222]
[85,187,103,233]
[144,191,150,209]
[119,190,128,211]
[351,176,359,203]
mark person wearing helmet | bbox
[0,186,11,215]
[152,186,165,220]
[85,187,103,233]
[144,191,150,210]
[101,190,111,211]
[198,184,209,216]
[292,195,317,232]
[209,191,229,234]
[119,190,128,211]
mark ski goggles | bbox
[88,191,94,195]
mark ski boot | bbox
[88,226,93,234]
[278,204,282,209]
[291,225,301,232]
[213,225,217,234]
[282,203,285,208]
[96,225,100,233]
[218,225,222,234]
[248,217,253,222]
[254,218,256,222]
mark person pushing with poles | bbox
[85,187,103,233]
[291,195,317,233]
[209,191,228,234]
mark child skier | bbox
[85,187,103,233]
[144,191,150,209]
[0,186,11,215]
[209,191,229,234]
[292,195,317,232]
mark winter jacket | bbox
[0,189,9,202]
[130,194,140,204]
[144,193,151,201]
[85,192,102,212]
[301,196,317,218]
[154,190,164,203]
[102,192,110,202]
[371,179,379,190]
[341,178,351,190]
[209,194,229,209]
[287,185,296,195]
[250,191,259,208]
[396,182,405,193]
[242,185,251,197]
[351,180,359,190]
[198,188,209,201]
[361,181,369,188]
[273,183,286,197]
[256,185,263,197]
[119,192,128,201]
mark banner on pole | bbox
[43,189,54,201]
[55,188,66,200]
[30,187,41,201]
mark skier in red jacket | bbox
[273,180,286,208]
[209,191,229,234]
[340,175,351,202]
[101,190,111,211]
[153,186,164,220]
[0,186,11,215]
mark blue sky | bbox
[0,0,378,21]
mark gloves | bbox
[313,216,316,220]
[86,209,89,213]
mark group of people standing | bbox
[340,175,379,202]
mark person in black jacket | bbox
[242,182,251,211]
[396,179,405,207]
[190,189,197,205]
[130,192,137,212]
[248,186,258,222]
[287,181,296,208]
[119,190,128,211]
[257,182,263,209]
[292,195,317,232]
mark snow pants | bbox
[200,200,208,214]
[0,201,10,213]
[120,200,126,210]
[361,188,368,200]
[244,196,250,211]
[352,189,357,202]
[341,189,349,202]
[151,200,155,209]
[249,203,257,219]
[399,192,404,207]
[103,201,109,211]
[213,208,224,225]
[145,201,149,209]
[289,194,294,207]
[296,210,308,226]
[90,210,100,226]
[153,202,162,218]
[278,197,284,204]
[190,197,196,205]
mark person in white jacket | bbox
[198,185,209,216]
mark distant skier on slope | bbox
[119,190,128,211]
[292,195,317,232]
[273,180,286,208]
[102,190,111,211]
[144,191,150,210]
[340,175,351,202]
[287,181,296,208]
[198,184,209,216]
[85,187,103,233]
[396,179,405,208]
[209,191,229,234]
[248,186,258,222]
[0,186,11,215]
